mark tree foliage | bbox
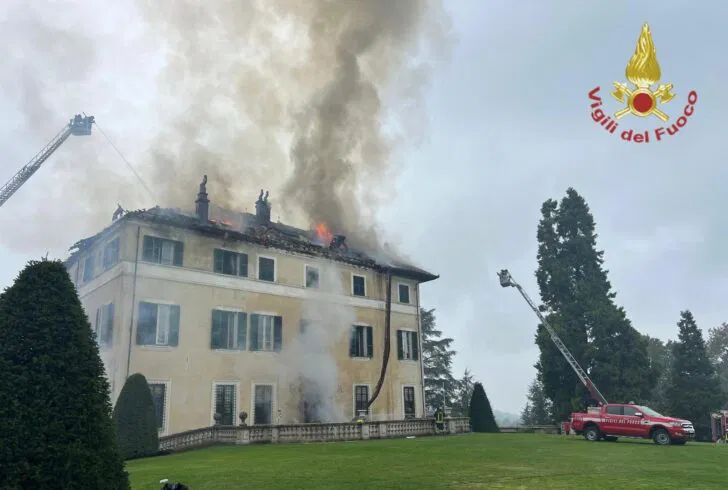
[642,334,673,411]
[421,308,457,412]
[113,373,160,460]
[534,188,655,421]
[520,378,552,425]
[451,368,475,417]
[469,382,499,433]
[666,310,722,427]
[0,260,129,489]
[706,323,728,408]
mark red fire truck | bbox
[570,403,695,445]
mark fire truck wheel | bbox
[652,428,671,445]
[584,426,601,442]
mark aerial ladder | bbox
[497,269,608,406]
[0,114,95,208]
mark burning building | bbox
[64,176,437,435]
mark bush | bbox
[0,259,129,489]
[113,373,160,459]
[470,382,500,433]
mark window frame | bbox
[402,385,416,419]
[397,329,419,361]
[213,248,248,277]
[95,302,115,348]
[251,382,277,425]
[353,384,371,418]
[136,300,181,347]
[249,312,283,352]
[349,324,374,359]
[102,237,120,270]
[351,274,366,297]
[397,283,411,304]
[82,254,95,282]
[211,381,239,426]
[141,235,184,267]
[304,264,320,289]
[257,255,277,283]
[147,380,171,434]
[210,308,247,351]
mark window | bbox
[352,274,366,297]
[213,249,248,277]
[214,384,237,426]
[103,237,120,270]
[258,256,275,282]
[149,383,168,431]
[211,310,247,350]
[397,330,419,361]
[398,284,410,304]
[349,325,373,358]
[623,406,639,417]
[82,255,95,282]
[142,236,183,266]
[95,303,115,347]
[606,406,623,415]
[136,302,180,346]
[249,314,282,352]
[403,386,416,419]
[305,265,320,288]
[253,384,274,425]
[354,385,369,417]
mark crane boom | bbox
[497,269,608,405]
[0,114,94,208]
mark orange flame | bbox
[315,223,333,243]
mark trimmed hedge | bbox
[470,382,500,433]
[113,373,160,459]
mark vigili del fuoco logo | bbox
[588,23,697,143]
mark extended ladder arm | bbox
[0,114,94,208]
[497,269,608,405]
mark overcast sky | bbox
[1,1,726,415]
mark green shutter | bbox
[249,314,260,351]
[142,236,155,261]
[349,326,357,357]
[211,310,222,349]
[94,308,101,337]
[397,330,404,360]
[237,312,247,350]
[173,241,184,266]
[213,249,223,273]
[136,302,158,345]
[366,326,373,358]
[274,316,283,352]
[104,303,115,346]
[168,304,180,346]
[412,332,419,361]
[239,254,248,277]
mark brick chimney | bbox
[195,175,209,222]
[255,189,271,225]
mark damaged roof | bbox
[67,206,438,283]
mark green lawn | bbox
[127,434,728,489]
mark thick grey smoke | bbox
[139,0,452,248]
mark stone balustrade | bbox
[159,417,471,453]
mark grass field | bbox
[126,434,728,489]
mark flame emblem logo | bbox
[611,23,675,122]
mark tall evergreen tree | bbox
[469,382,499,433]
[113,373,160,460]
[666,310,723,426]
[706,323,728,408]
[451,368,475,417]
[642,334,673,411]
[534,188,655,421]
[421,308,457,412]
[0,260,129,489]
[520,378,552,425]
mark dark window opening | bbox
[606,406,623,415]
[213,249,248,277]
[305,266,320,288]
[214,384,236,426]
[211,310,247,350]
[403,386,416,419]
[103,237,120,270]
[254,384,273,425]
[142,236,183,266]
[149,383,167,430]
[349,325,373,358]
[352,275,366,296]
[258,257,275,282]
[397,330,419,361]
[355,385,369,417]
[398,284,410,304]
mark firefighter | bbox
[434,407,445,434]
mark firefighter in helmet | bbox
[434,407,445,433]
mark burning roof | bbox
[67,184,437,283]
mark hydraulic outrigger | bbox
[497,269,608,406]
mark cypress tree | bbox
[113,373,160,460]
[0,260,129,489]
[469,382,499,433]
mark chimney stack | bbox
[255,189,271,225]
[195,175,209,222]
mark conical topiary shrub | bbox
[113,373,160,459]
[470,382,500,433]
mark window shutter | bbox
[173,242,184,266]
[349,326,357,357]
[94,308,101,337]
[136,302,157,345]
[412,332,419,361]
[104,303,115,345]
[237,312,247,350]
[239,254,248,277]
[249,314,260,351]
[168,304,181,346]
[213,249,223,273]
[142,236,154,261]
[211,310,222,349]
[366,326,373,358]
[397,330,404,360]
[273,316,283,352]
